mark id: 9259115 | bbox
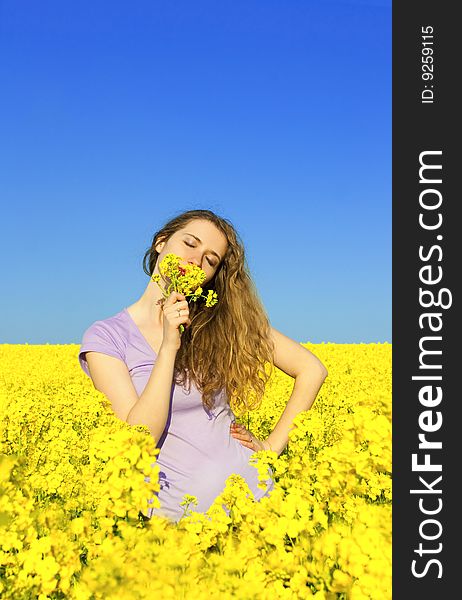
[421,25,434,104]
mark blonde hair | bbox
[142,209,274,415]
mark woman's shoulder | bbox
[78,309,129,376]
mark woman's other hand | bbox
[229,422,272,453]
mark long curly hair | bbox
[142,209,275,415]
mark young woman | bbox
[78,209,328,522]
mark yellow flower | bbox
[152,254,219,328]
[205,289,218,307]
[0,341,391,599]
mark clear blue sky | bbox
[0,0,391,344]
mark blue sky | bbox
[0,0,391,344]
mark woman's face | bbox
[155,219,229,285]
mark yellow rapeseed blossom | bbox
[0,341,391,599]
[151,252,218,333]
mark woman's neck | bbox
[128,278,165,329]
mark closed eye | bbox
[184,241,217,267]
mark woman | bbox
[78,209,328,522]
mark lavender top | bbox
[78,307,274,521]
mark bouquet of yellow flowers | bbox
[151,253,218,333]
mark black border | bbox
[393,3,458,597]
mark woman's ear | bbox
[155,240,166,253]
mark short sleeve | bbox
[78,321,126,377]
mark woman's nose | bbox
[187,257,201,267]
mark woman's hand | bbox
[159,291,192,353]
[230,422,272,453]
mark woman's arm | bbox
[266,327,328,455]
[125,345,178,440]
[231,327,328,456]
[86,345,178,442]
[86,292,190,443]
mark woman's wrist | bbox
[263,438,275,453]
[158,344,179,359]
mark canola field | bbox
[0,342,391,599]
